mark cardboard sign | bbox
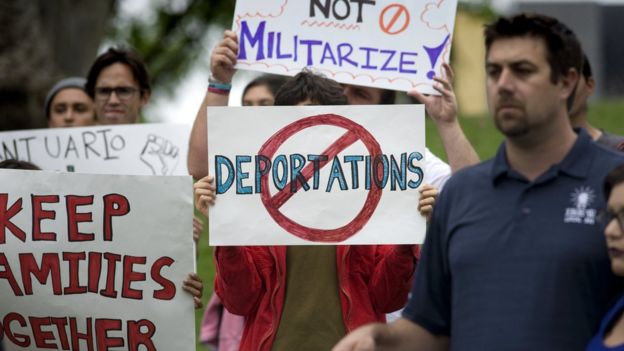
[232,0,458,93]
[208,105,426,245]
[0,123,191,175]
[0,170,195,351]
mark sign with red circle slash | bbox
[379,4,411,35]
[258,114,383,242]
[207,104,427,246]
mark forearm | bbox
[375,319,449,351]
[433,119,479,173]
[187,90,230,180]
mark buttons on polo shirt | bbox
[522,207,531,215]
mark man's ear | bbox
[561,67,579,101]
[140,91,151,108]
[585,76,596,96]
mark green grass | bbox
[194,210,213,351]
[426,99,624,161]
[192,99,624,350]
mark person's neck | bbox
[505,117,578,182]
[570,111,602,141]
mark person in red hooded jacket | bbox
[194,70,438,351]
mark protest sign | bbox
[0,123,191,175]
[0,170,195,351]
[232,0,457,93]
[208,105,426,246]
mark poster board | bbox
[0,123,191,175]
[0,170,195,350]
[208,105,426,245]
[232,0,458,93]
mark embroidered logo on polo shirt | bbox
[564,186,597,224]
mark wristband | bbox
[208,81,232,90]
[208,74,232,87]
[208,86,231,95]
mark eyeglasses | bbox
[95,86,138,101]
[597,208,624,231]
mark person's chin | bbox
[100,114,126,125]
[611,259,624,277]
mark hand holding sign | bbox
[182,273,204,309]
[210,30,239,83]
[408,63,457,124]
[194,175,216,214]
[417,184,438,221]
[140,134,180,175]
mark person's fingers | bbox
[442,62,455,82]
[407,89,427,103]
[432,76,452,91]
[212,52,236,68]
[183,275,203,296]
[221,37,239,54]
[198,193,216,204]
[197,175,214,183]
[182,282,201,295]
[185,279,203,291]
[419,199,435,209]
[419,183,434,192]
[194,188,216,197]
[419,204,433,214]
[195,191,216,207]
[430,83,451,98]
[194,296,203,309]
[420,190,437,200]
[214,45,238,64]
[192,218,202,243]
[193,182,216,192]
[199,196,215,211]
[193,217,203,231]
[420,188,438,198]
[192,181,211,191]
[223,30,238,42]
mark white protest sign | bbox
[0,123,191,175]
[0,170,194,351]
[232,0,457,93]
[208,105,426,246]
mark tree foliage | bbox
[0,0,116,131]
[109,0,235,96]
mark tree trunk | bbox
[0,0,115,131]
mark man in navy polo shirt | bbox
[333,13,624,351]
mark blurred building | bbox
[499,0,624,98]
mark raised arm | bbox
[188,30,239,180]
[408,63,479,173]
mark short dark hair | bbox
[604,164,624,199]
[274,70,347,106]
[484,13,583,84]
[379,89,396,105]
[243,74,288,102]
[0,159,40,170]
[85,47,151,99]
[581,53,593,80]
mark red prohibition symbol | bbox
[258,114,383,242]
[379,4,410,35]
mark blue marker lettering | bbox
[215,155,235,194]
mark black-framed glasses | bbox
[597,208,624,231]
[95,86,138,101]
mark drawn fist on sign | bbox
[140,134,180,175]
